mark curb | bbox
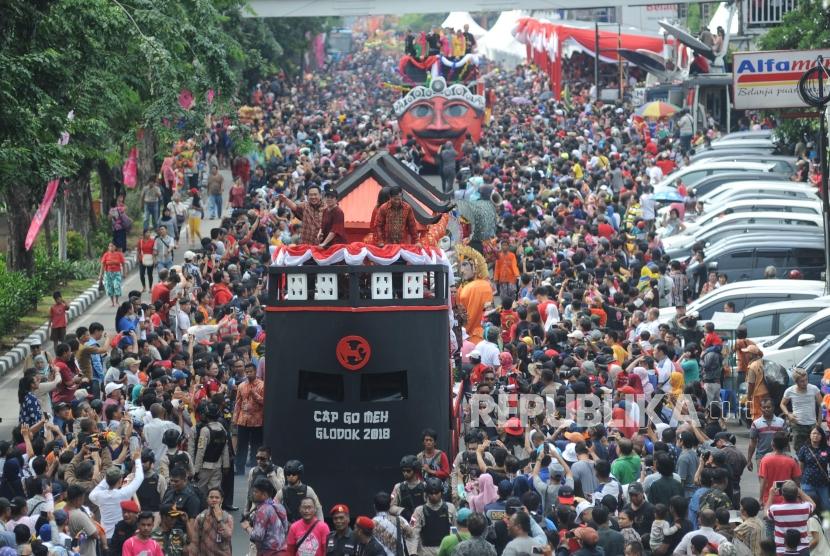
[0,252,138,378]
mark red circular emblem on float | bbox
[336,336,371,371]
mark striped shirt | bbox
[749,415,788,460]
[767,501,813,554]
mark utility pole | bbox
[594,22,600,98]
[797,56,830,294]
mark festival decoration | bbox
[25,179,60,251]
[178,89,194,111]
[393,77,485,167]
[122,148,138,189]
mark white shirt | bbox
[782,384,821,425]
[475,340,501,368]
[673,526,725,555]
[88,464,144,538]
[640,193,656,220]
[187,324,220,343]
[647,165,664,184]
[656,357,674,394]
[143,417,181,471]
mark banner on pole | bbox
[25,179,60,251]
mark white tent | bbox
[478,10,527,67]
[440,12,487,38]
[708,2,739,36]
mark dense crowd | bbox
[6,29,827,556]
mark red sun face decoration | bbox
[395,77,484,167]
[336,335,372,371]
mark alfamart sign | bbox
[733,48,830,109]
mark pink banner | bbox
[122,147,137,189]
[25,179,60,251]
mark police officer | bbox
[136,449,167,515]
[390,455,425,521]
[326,504,357,555]
[277,459,324,523]
[410,478,457,556]
[193,403,230,498]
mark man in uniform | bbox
[410,478,457,556]
[353,516,386,556]
[326,504,358,555]
[390,455,425,521]
[152,503,189,556]
[193,403,230,498]
[276,459,324,523]
[135,449,167,516]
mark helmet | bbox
[788,269,803,279]
[162,429,181,448]
[284,459,304,476]
[399,455,419,471]
[204,403,221,420]
[425,478,444,495]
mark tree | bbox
[758,0,830,145]
[0,0,245,271]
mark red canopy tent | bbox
[513,18,665,97]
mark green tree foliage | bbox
[758,0,830,145]
[0,0,330,272]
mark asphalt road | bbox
[0,170,760,552]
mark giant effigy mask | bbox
[394,77,484,167]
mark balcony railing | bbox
[746,0,798,27]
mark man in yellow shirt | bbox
[264,141,282,162]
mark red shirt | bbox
[759,452,802,504]
[320,206,347,246]
[655,158,676,176]
[122,536,163,556]
[49,302,68,329]
[151,283,170,305]
[51,360,77,403]
[703,331,723,348]
[597,222,614,239]
[100,251,126,273]
[138,238,155,256]
[212,283,233,306]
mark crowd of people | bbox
[5,28,828,556]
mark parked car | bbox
[701,155,797,176]
[665,229,824,262]
[686,235,825,283]
[691,148,777,163]
[696,181,818,206]
[661,211,823,253]
[793,336,830,389]
[658,279,825,323]
[682,173,790,200]
[653,161,784,193]
[761,307,830,368]
[658,199,821,237]
[723,297,830,343]
[712,130,774,143]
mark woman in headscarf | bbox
[468,473,499,512]
[626,373,645,395]
[632,367,654,399]
[670,369,685,399]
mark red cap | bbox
[330,504,350,516]
[503,417,524,437]
[618,386,637,395]
[120,500,140,513]
[355,516,375,531]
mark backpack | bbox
[119,211,133,232]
